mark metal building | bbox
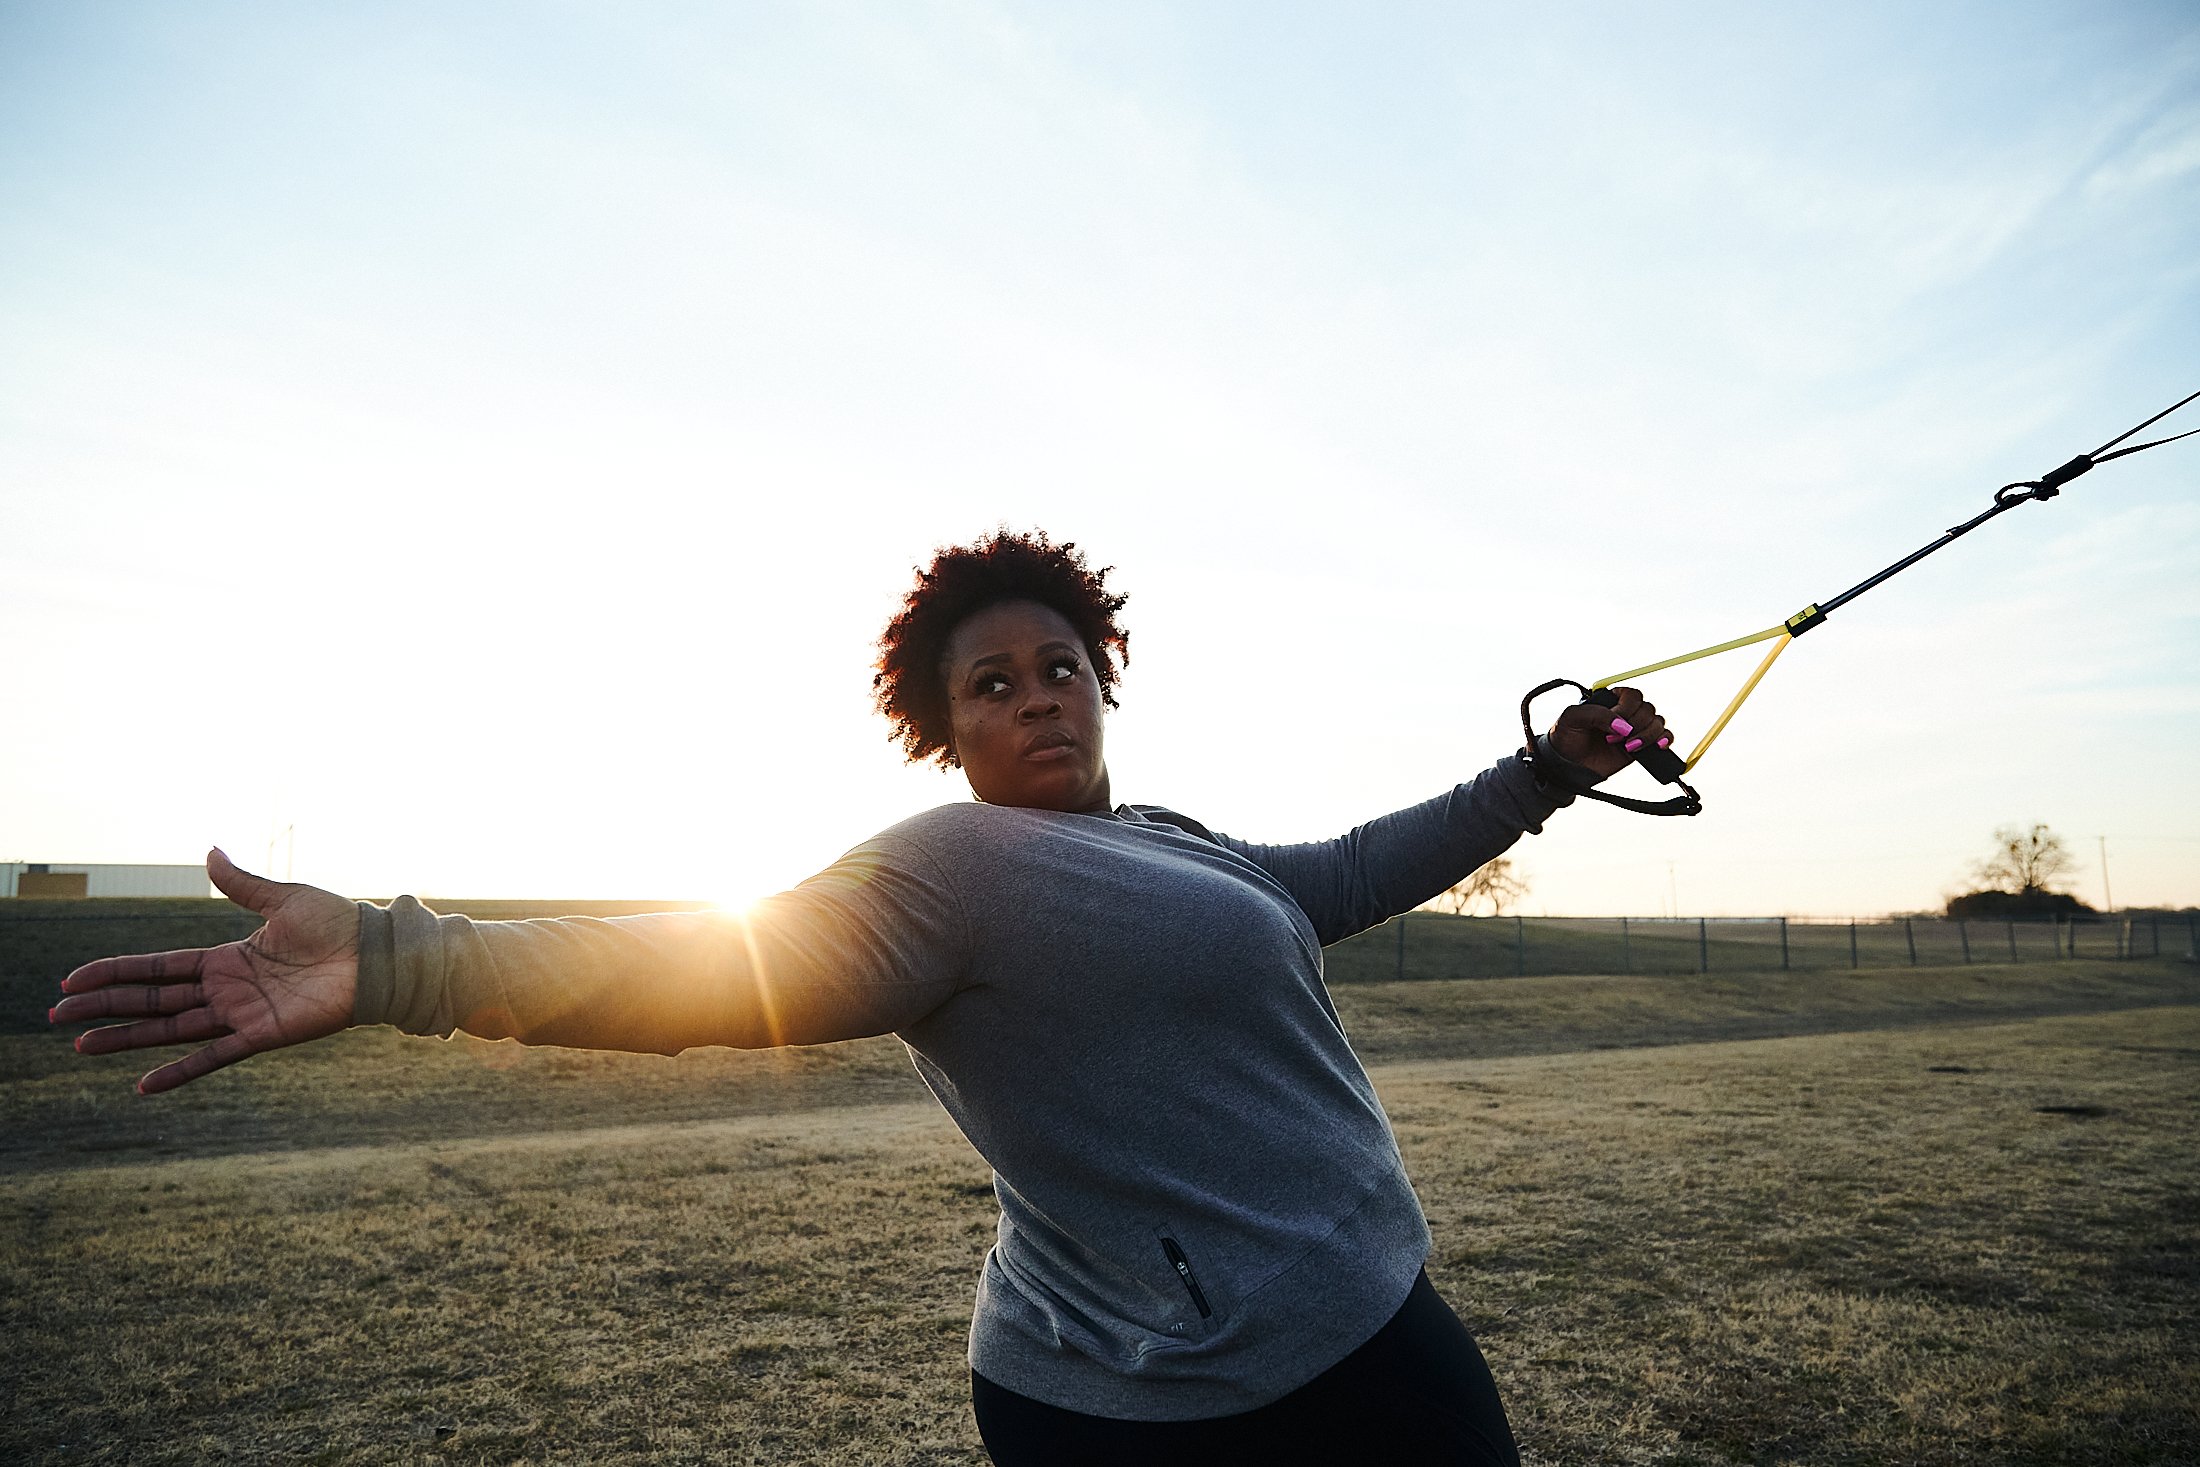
[1,863,214,898]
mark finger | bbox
[1556,699,1617,735]
[63,948,216,993]
[207,847,290,917]
[139,1031,257,1095]
[1610,712,1670,752]
[76,1008,229,1056]
[52,982,206,1025]
[1596,688,1661,746]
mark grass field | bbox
[5,958,2196,1464]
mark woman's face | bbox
[942,600,1112,813]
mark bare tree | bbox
[1425,858,1529,916]
[1972,823,2077,896]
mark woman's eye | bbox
[975,674,1009,695]
[1047,660,1078,681]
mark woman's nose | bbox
[1018,691,1062,720]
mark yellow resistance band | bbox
[1590,615,1808,773]
[1591,622,1786,687]
[1676,632,1791,770]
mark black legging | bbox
[970,1270,1520,1466]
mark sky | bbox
[3,0,2196,916]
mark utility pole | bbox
[2097,835,2113,914]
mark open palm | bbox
[51,849,358,1094]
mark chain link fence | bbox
[1323,912,2196,984]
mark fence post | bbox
[1905,917,1917,966]
[1620,916,1631,974]
[1698,917,1709,975]
[1779,916,1789,971]
[1849,918,1858,970]
[1958,920,1971,964]
[2006,921,2018,962]
[1515,915,1526,977]
[1395,915,1405,982]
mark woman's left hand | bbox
[1548,686,1670,781]
[50,850,357,1094]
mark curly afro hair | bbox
[874,529,1130,768]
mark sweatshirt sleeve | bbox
[1211,754,1566,946]
[350,834,969,1052]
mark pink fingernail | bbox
[46,1006,57,1024]
[74,1035,85,1054]
[1657,736,1671,749]
[1625,737,1644,752]
[1605,732,1621,744]
[1610,717,1634,737]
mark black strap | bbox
[1518,679,1702,817]
[2091,386,2200,460]
[1810,387,2199,623]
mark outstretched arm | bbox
[353,836,967,1054]
[1216,689,1673,944]
[53,832,970,1093]
[49,849,358,1094]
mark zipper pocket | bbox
[1159,1235,1213,1319]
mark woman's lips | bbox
[1024,733,1076,761]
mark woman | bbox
[55,529,1668,1464]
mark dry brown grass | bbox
[1391,1006,2199,1465]
[3,961,2195,1464]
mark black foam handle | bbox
[1582,688,1688,785]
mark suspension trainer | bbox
[1521,387,2200,817]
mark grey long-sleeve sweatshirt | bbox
[353,753,1566,1419]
